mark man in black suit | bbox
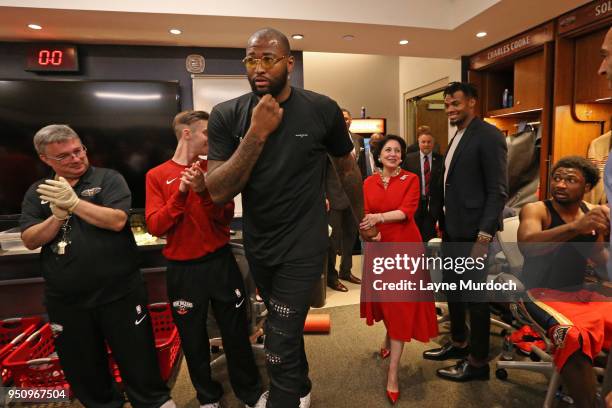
[423,82,508,382]
[325,109,362,290]
[401,125,443,242]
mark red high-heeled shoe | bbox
[380,348,390,359]
[386,389,400,405]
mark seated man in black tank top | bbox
[518,156,611,408]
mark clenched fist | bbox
[37,177,80,212]
[249,94,283,142]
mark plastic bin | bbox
[109,302,181,383]
[2,323,70,392]
[0,317,42,385]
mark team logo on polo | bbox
[81,187,102,197]
[234,289,241,298]
[173,299,194,315]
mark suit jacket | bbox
[326,156,350,210]
[351,132,368,180]
[439,116,508,239]
[401,150,443,223]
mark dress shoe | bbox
[339,273,362,284]
[436,359,490,382]
[328,280,348,292]
[422,342,469,361]
[386,389,400,405]
[380,347,391,359]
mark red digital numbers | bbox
[38,49,63,66]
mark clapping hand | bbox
[180,161,207,193]
[36,177,80,212]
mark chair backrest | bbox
[496,216,524,276]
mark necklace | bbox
[381,167,401,189]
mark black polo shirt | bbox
[20,166,142,308]
[208,87,353,265]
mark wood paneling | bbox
[575,28,611,103]
[514,52,546,111]
[552,105,603,163]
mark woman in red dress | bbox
[359,134,438,404]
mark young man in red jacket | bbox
[145,110,264,408]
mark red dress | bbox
[360,169,439,342]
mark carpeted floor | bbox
[35,304,556,408]
[168,303,553,408]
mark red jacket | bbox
[145,160,234,260]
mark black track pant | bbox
[249,254,325,408]
[46,287,171,408]
[166,245,262,406]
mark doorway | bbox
[406,90,449,154]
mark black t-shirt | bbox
[20,166,142,308]
[208,87,353,265]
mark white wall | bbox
[303,52,400,135]
[399,56,461,138]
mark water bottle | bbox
[508,94,513,107]
[502,89,509,108]
[360,106,366,119]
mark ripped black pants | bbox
[249,254,324,408]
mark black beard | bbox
[249,70,288,97]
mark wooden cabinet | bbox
[575,28,611,103]
[513,52,545,111]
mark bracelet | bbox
[380,213,385,224]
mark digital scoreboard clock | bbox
[25,45,79,72]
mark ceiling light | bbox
[476,32,487,38]
[28,24,42,30]
[169,28,182,35]
[342,34,355,41]
[292,34,304,40]
[399,39,409,45]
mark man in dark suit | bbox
[401,125,443,242]
[326,157,360,291]
[423,82,508,382]
[324,109,362,290]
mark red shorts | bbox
[528,288,612,371]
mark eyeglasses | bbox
[44,145,87,163]
[242,55,286,70]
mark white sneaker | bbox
[200,403,220,408]
[300,392,311,408]
[244,390,309,408]
[246,391,268,408]
[160,400,177,408]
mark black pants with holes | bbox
[249,254,325,408]
[46,287,171,408]
[166,245,262,406]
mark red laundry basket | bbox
[0,317,43,385]
[2,323,70,393]
[109,302,181,384]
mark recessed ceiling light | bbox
[342,34,355,41]
[169,28,182,35]
[476,32,487,38]
[292,34,304,40]
[28,24,42,30]
[399,39,409,45]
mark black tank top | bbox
[522,200,597,290]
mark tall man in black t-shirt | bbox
[206,28,373,408]
[20,124,173,408]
